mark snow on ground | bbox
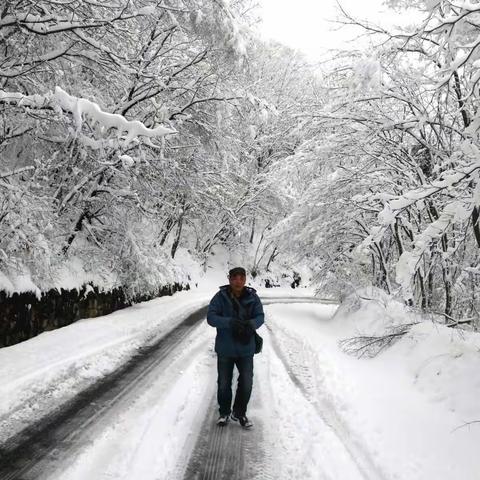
[266,295,480,480]
[24,296,363,480]
[3,276,479,480]
[0,254,312,448]
[256,329,367,480]
[0,289,211,444]
[45,322,217,480]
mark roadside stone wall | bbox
[0,283,188,348]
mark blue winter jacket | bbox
[207,285,265,357]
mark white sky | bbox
[257,0,418,62]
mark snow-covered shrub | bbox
[333,286,419,336]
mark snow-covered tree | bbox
[0,0,255,296]
[283,2,480,323]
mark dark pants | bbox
[217,355,254,417]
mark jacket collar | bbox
[219,285,257,298]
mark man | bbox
[207,267,264,428]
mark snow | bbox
[0,269,42,298]
[0,8,155,34]
[266,296,480,480]
[377,202,395,226]
[51,256,117,293]
[0,271,16,295]
[458,1,480,11]
[374,161,480,217]
[257,333,367,480]
[352,56,382,92]
[1,256,117,297]
[0,289,211,444]
[332,286,418,335]
[47,327,215,480]
[137,6,157,16]
[54,87,175,145]
[0,87,175,146]
[1,284,479,479]
[119,154,135,168]
[396,200,473,296]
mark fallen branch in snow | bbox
[451,420,480,433]
[339,323,419,358]
[445,319,475,328]
[423,311,477,328]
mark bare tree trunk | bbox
[171,215,184,258]
[440,236,453,318]
[265,246,279,272]
[393,220,404,256]
[159,216,175,246]
[427,265,434,309]
[249,217,255,244]
[472,206,480,248]
[373,241,391,294]
[416,271,427,310]
[63,210,88,254]
[444,271,453,318]
[451,71,480,248]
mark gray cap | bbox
[228,267,246,277]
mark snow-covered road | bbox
[1,294,364,480]
[0,307,212,479]
[1,290,479,480]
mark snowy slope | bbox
[267,301,480,480]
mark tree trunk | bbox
[265,246,278,272]
[416,271,427,310]
[171,215,184,258]
[451,71,480,248]
[159,216,175,246]
[472,206,480,248]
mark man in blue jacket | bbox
[207,267,264,428]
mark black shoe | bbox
[216,415,230,427]
[231,413,253,428]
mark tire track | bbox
[183,378,272,480]
[0,296,327,480]
[182,296,329,480]
[266,324,386,480]
[183,394,245,480]
[0,306,208,480]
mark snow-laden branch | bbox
[375,162,480,225]
[422,3,480,34]
[1,45,76,78]
[0,7,156,34]
[396,200,473,297]
[0,87,175,145]
[0,166,35,180]
[356,161,480,298]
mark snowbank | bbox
[332,286,420,335]
[267,294,480,480]
[333,287,480,421]
[401,321,480,419]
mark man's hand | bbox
[232,317,243,328]
[231,318,254,344]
